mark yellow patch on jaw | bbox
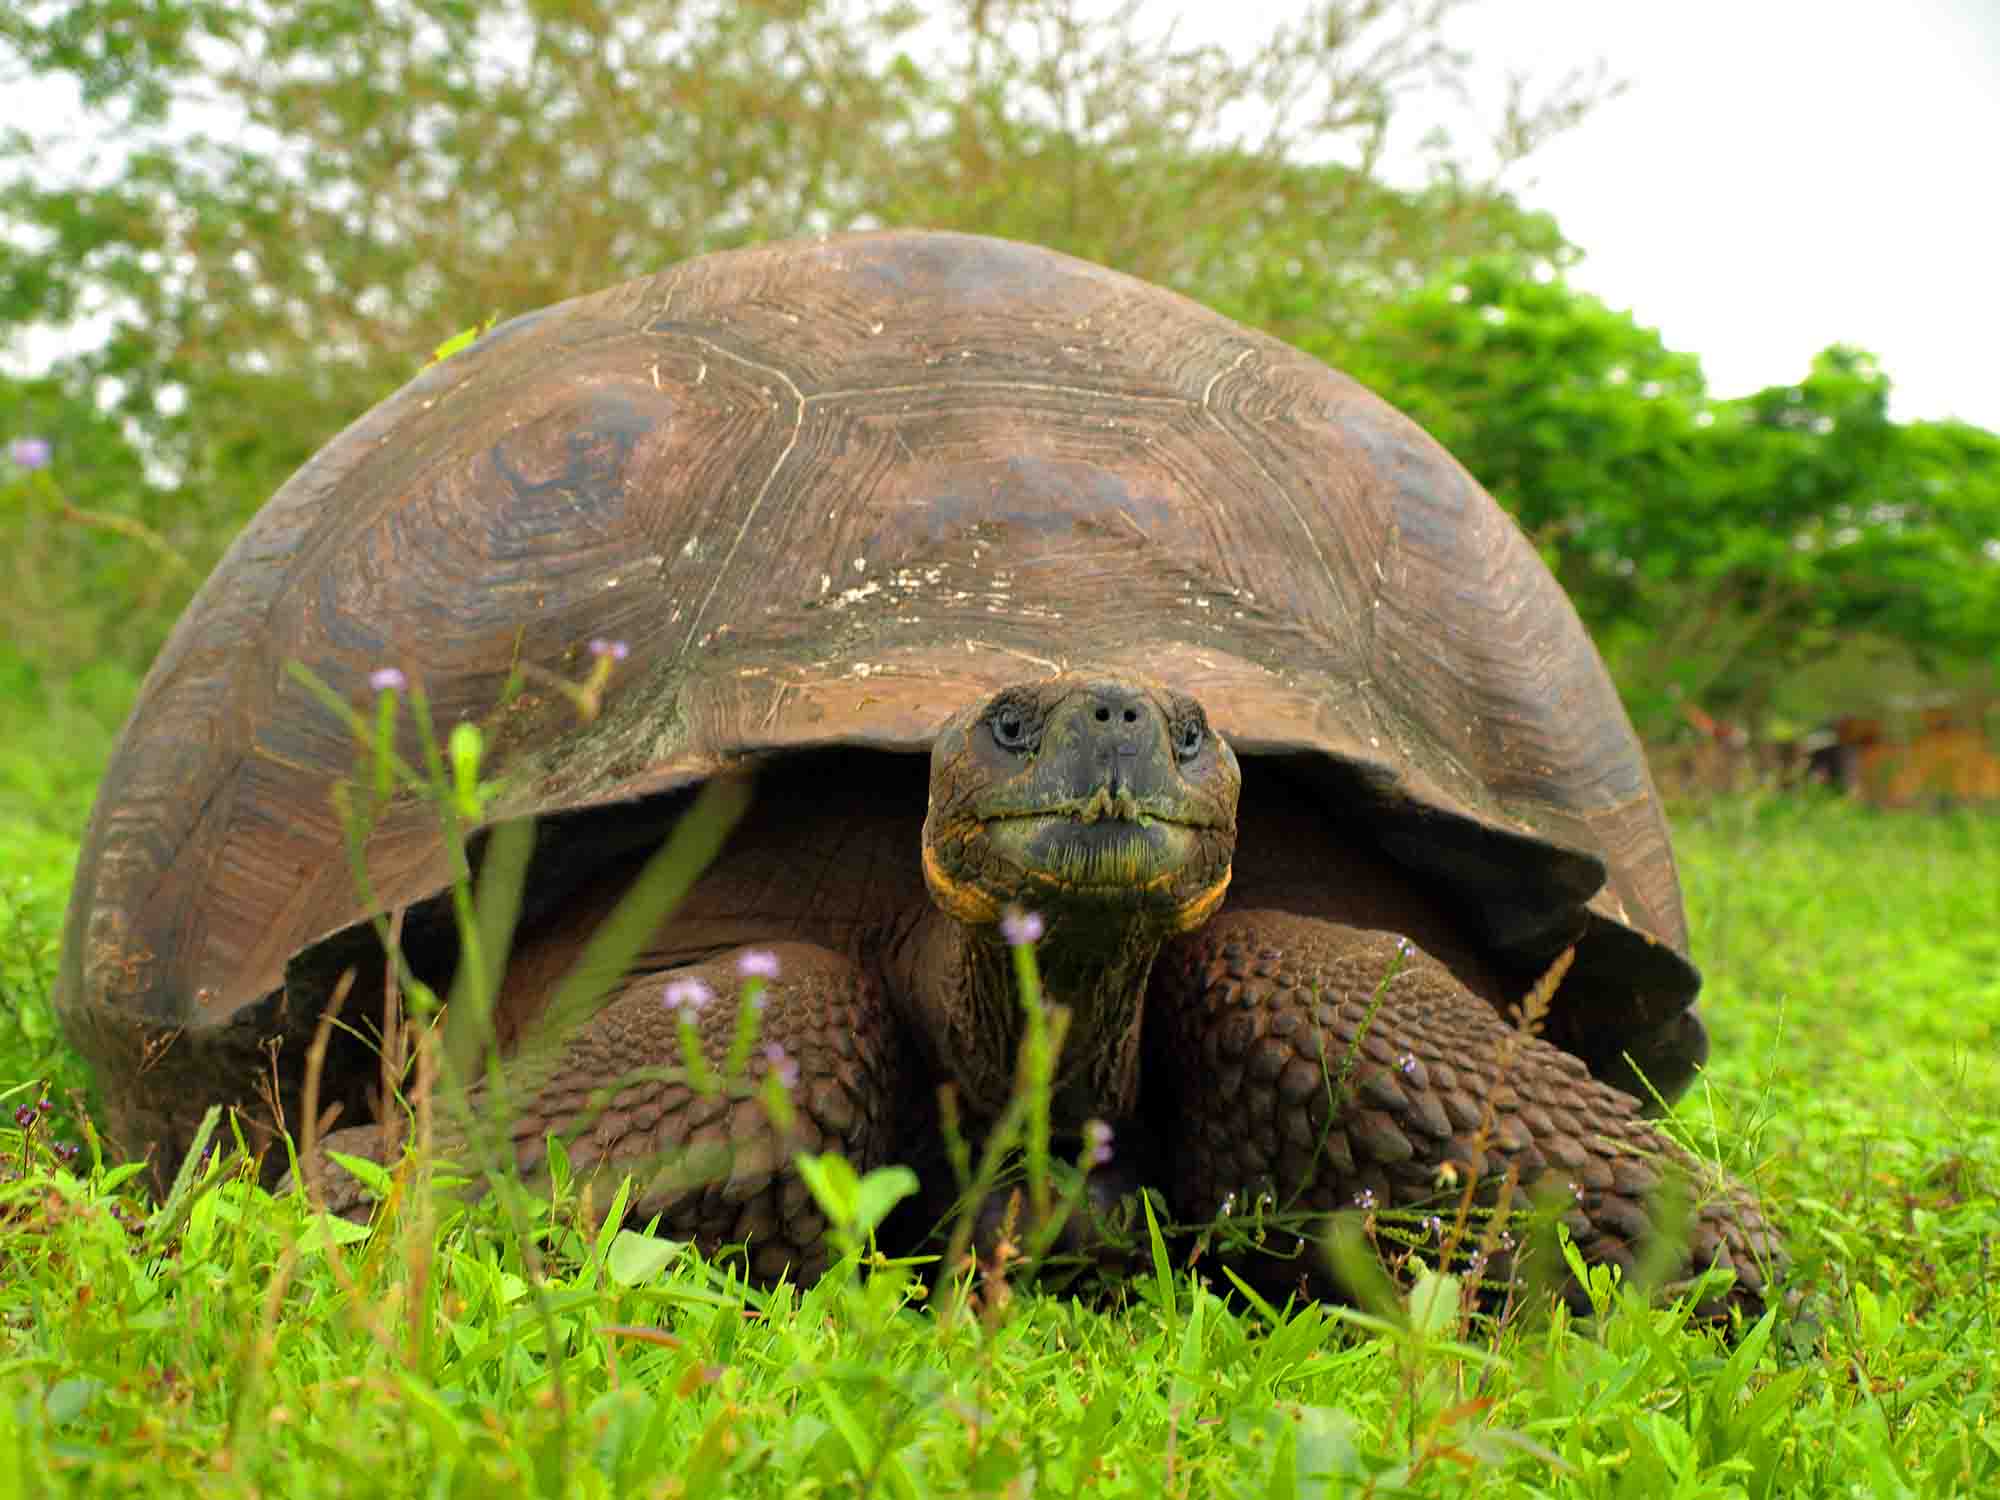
[1170,871,1232,932]
[921,840,1003,924]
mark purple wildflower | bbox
[1352,1188,1377,1212]
[1085,1119,1113,1167]
[12,1104,36,1130]
[1000,908,1044,947]
[9,436,51,470]
[588,638,629,661]
[664,977,713,1022]
[737,950,781,981]
[763,1043,799,1090]
[1397,1051,1418,1076]
[369,667,408,693]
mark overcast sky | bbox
[1259,0,2000,428]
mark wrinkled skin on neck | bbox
[899,673,1240,1129]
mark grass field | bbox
[3,694,1996,1497]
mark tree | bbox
[1332,260,2000,730]
[1716,351,2000,666]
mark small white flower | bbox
[1085,1120,1114,1167]
[9,436,51,470]
[1000,908,1044,946]
[664,977,713,1019]
[763,1042,799,1089]
[737,950,781,980]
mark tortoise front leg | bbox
[308,941,910,1282]
[1153,909,1781,1315]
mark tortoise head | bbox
[921,674,1240,936]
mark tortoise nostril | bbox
[1082,687,1153,739]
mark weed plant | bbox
[2,683,1996,1495]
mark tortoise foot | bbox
[1158,910,1783,1319]
[294,941,910,1283]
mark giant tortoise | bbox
[58,230,1776,1309]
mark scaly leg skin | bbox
[306,941,908,1283]
[1155,909,1783,1320]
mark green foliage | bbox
[0,655,126,1108]
[1719,353,2000,659]
[0,373,197,674]
[1326,258,2000,731]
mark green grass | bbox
[4,717,1998,1494]
[0,661,125,1108]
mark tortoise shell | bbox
[58,230,1697,1129]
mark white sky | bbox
[1313,0,2000,428]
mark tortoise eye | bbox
[990,706,1034,752]
[1172,716,1205,762]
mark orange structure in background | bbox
[1655,697,2000,807]
[1815,706,2000,807]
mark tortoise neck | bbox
[897,909,1162,1130]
